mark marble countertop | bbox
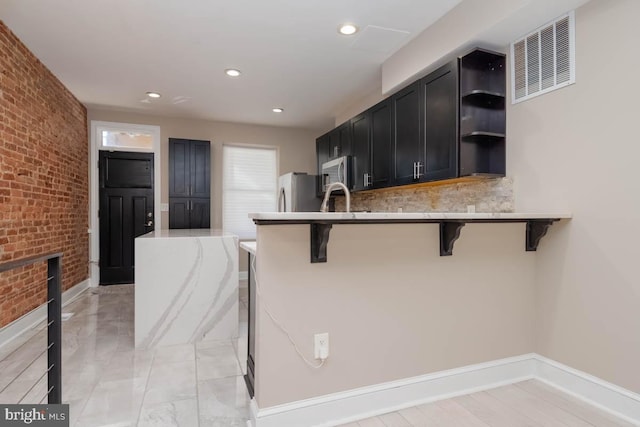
[249,212,572,221]
[138,229,237,239]
[239,241,256,255]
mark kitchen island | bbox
[134,229,238,348]
[246,212,571,427]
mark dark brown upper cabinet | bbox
[327,121,352,159]
[315,48,506,193]
[420,60,459,182]
[459,48,506,176]
[391,81,422,186]
[350,112,371,192]
[369,98,393,189]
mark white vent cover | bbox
[511,11,575,103]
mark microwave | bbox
[320,156,351,192]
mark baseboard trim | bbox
[0,279,90,351]
[533,354,640,425]
[251,353,640,427]
[252,354,536,427]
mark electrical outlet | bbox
[314,332,329,360]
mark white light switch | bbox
[161,203,169,212]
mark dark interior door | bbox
[99,151,154,285]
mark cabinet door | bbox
[316,133,331,196]
[350,112,370,191]
[169,198,190,229]
[190,141,211,198]
[337,121,352,157]
[370,98,392,189]
[190,198,211,228]
[392,81,422,185]
[316,133,331,174]
[329,128,341,159]
[169,139,190,197]
[421,61,458,181]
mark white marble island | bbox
[134,229,238,348]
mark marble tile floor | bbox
[1,283,632,427]
[0,283,251,427]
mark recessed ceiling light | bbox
[146,92,161,98]
[225,69,242,77]
[338,23,359,35]
[272,108,284,113]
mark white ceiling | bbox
[0,0,461,131]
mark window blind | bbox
[223,145,277,239]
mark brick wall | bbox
[0,21,88,328]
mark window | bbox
[101,130,153,150]
[511,11,575,103]
[223,145,277,239]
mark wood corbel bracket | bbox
[310,223,333,263]
[439,221,466,256]
[526,219,556,251]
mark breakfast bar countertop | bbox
[249,211,572,222]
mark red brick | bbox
[0,21,88,327]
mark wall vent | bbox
[511,11,575,104]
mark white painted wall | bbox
[507,0,640,394]
[255,223,537,407]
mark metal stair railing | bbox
[0,252,63,404]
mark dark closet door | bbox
[169,139,190,198]
[168,198,190,229]
[169,138,211,229]
[190,141,211,198]
[99,151,154,285]
[190,199,211,228]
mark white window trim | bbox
[89,121,161,287]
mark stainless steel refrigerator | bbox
[278,172,321,212]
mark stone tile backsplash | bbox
[335,177,514,213]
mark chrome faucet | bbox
[320,182,351,213]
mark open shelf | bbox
[461,90,505,109]
[460,131,506,142]
[459,49,506,97]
